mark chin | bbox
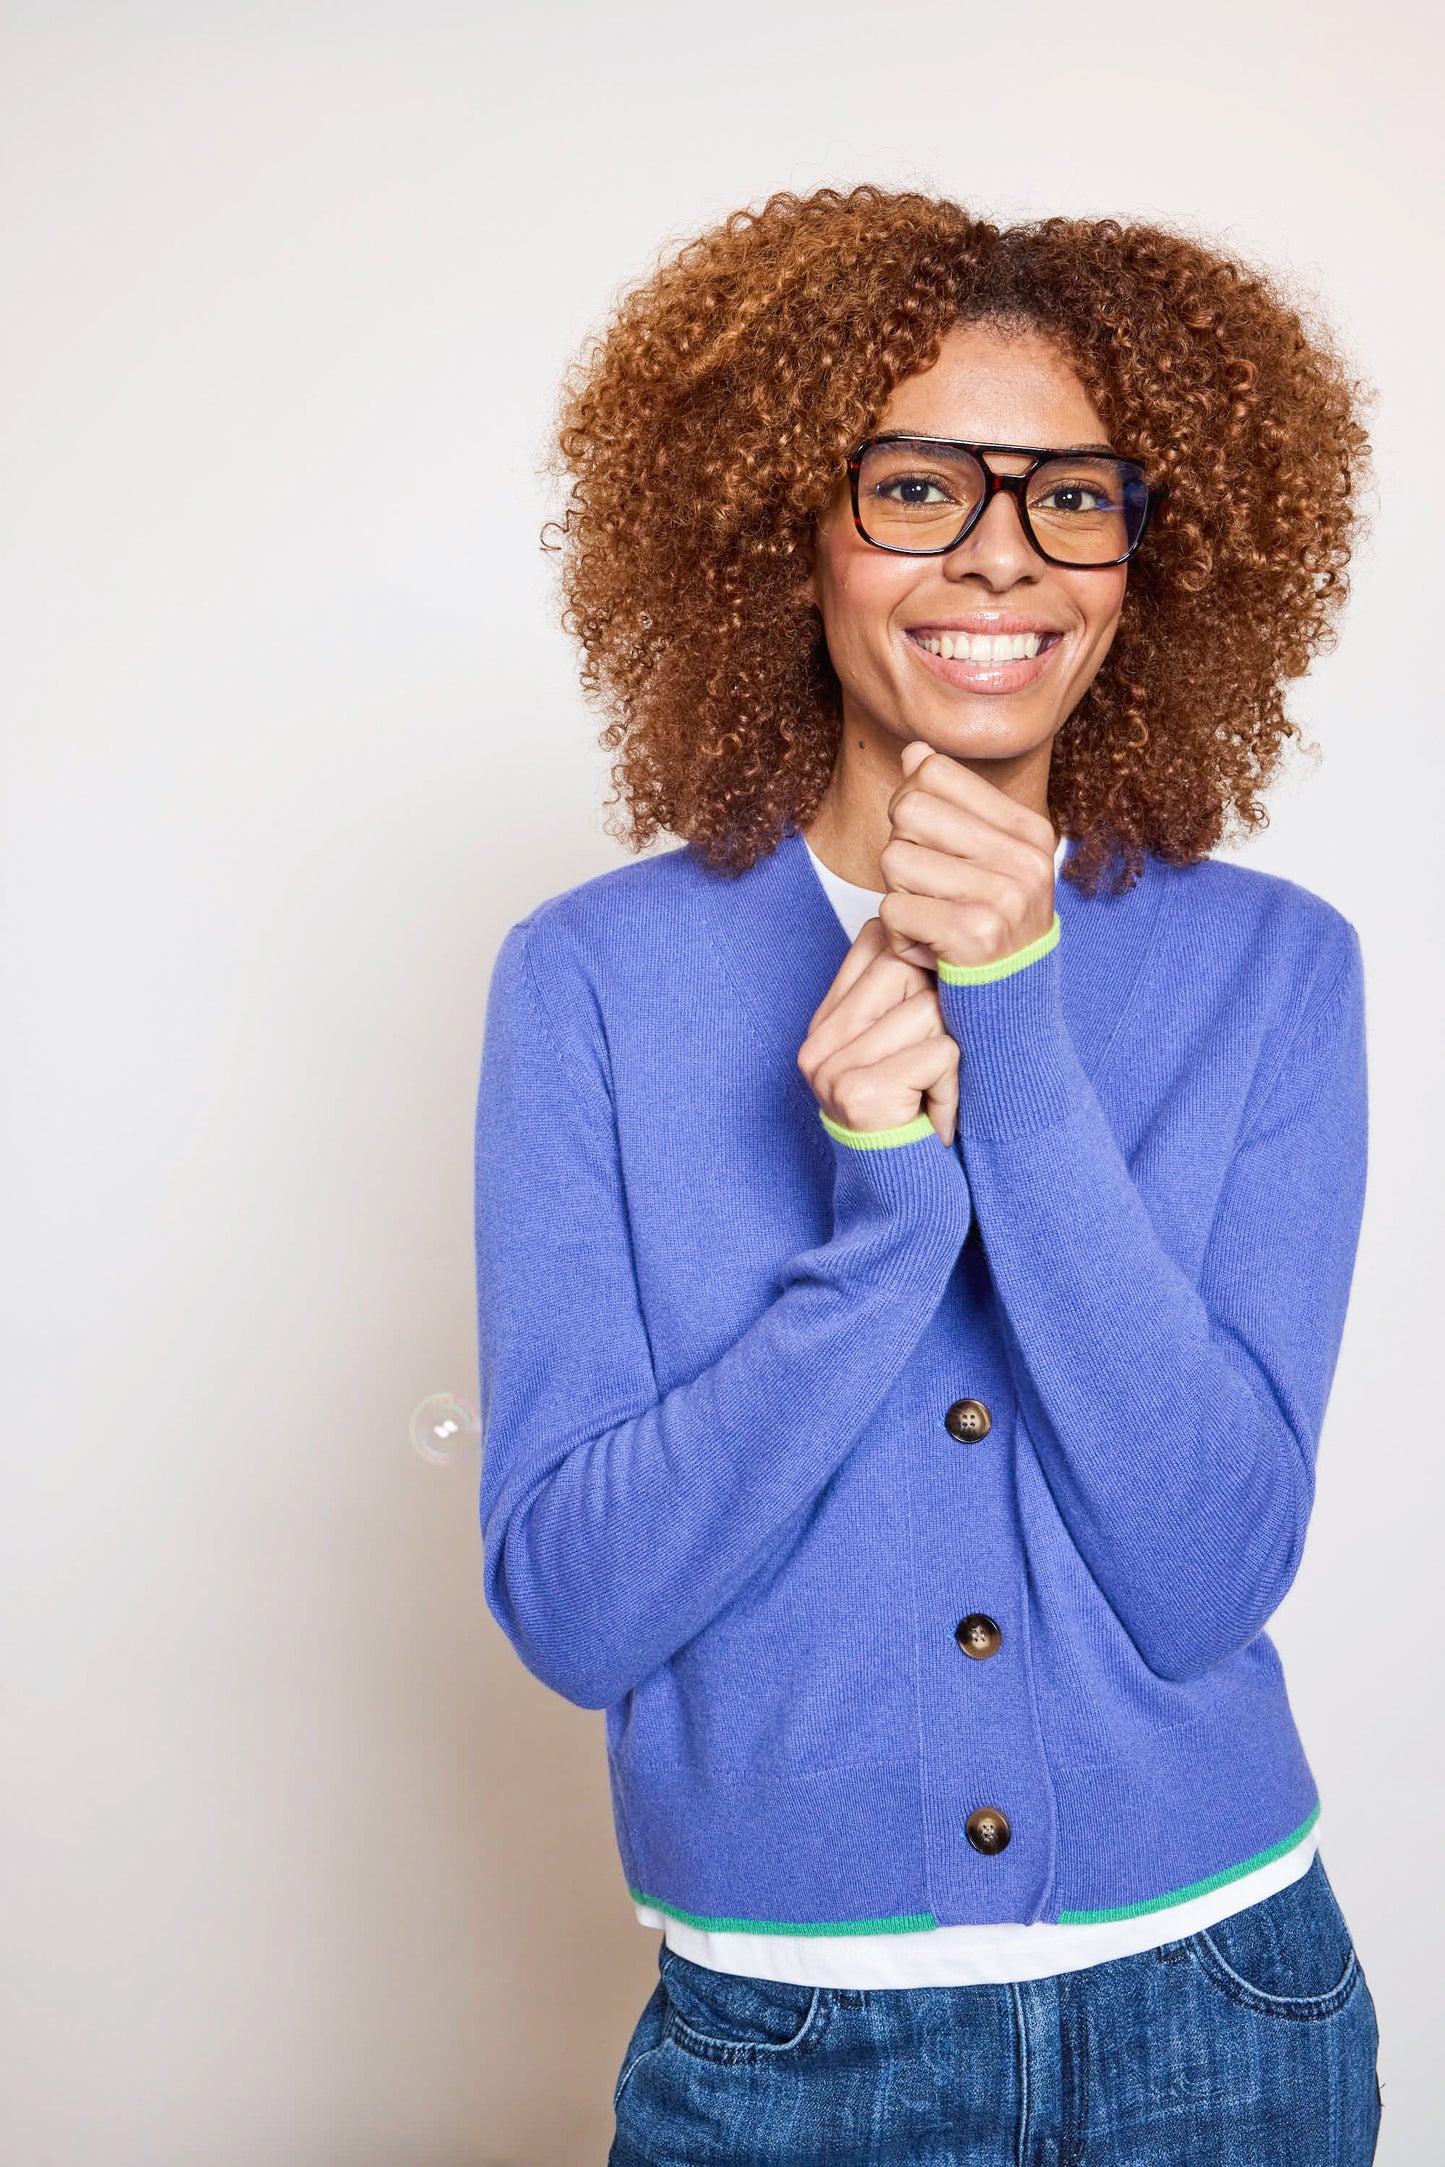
[915,700,1057,757]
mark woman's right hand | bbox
[798,918,961,1146]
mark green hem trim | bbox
[1056,1804,1321,1925]
[631,1804,1320,1939]
[937,912,1061,985]
[818,1108,936,1152]
[630,1888,938,1937]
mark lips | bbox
[904,622,1066,691]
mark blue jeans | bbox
[609,1854,1380,2163]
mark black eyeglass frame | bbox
[845,434,1166,569]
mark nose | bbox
[941,483,1039,587]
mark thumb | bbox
[899,738,933,778]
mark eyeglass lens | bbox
[856,440,1149,564]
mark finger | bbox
[822,1032,961,1138]
[879,885,1046,971]
[887,746,1055,858]
[881,836,1034,922]
[880,925,943,969]
[806,941,932,1057]
[807,978,945,1089]
[814,992,948,1100]
[889,743,1051,845]
[887,790,1055,886]
[924,1053,960,1147]
[807,917,890,1030]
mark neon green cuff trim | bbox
[937,912,1061,986]
[631,1888,938,1936]
[1057,1803,1321,1925]
[818,1108,936,1152]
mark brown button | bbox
[955,1614,1002,1660]
[964,1807,1011,1855]
[944,1398,992,1443]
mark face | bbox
[808,321,1128,771]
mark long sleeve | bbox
[938,918,1368,1684]
[474,916,973,1710]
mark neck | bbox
[802,706,1056,890]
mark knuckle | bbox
[813,1052,843,1099]
[970,901,1009,945]
[833,1069,877,1122]
[993,880,1027,930]
[889,789,924,839]
[1012,831,1056,885]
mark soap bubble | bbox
[409,1392,480,1465]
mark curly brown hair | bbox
[551,186,1371,894]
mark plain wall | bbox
[2,5,1440,2161]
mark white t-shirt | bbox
[632,829,1317,1986]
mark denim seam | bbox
[1060,1967,1089,2167]
[613,2022,669,2112]
[1008,1982,1029,2167]
[661,2001,829,2066]
[1190,1936,1360,2022]
[658,1963,829,2066]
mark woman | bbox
[474,188,1381,2162]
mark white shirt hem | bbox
[633,1827,1319,1987]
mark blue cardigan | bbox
[473,828,1367,1933]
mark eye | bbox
[1028,464,1128,518]
[873,471,959,507]
[1031,479,1118,515]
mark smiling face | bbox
[807,320,1128,819]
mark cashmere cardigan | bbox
[473,827,1367,1934]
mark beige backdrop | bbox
[2,5,1440,2162]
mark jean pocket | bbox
[659,1948,827,2064]
[1189,1853,1360,2021]
[614,1979,670,2110]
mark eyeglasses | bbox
[846,435,1163,569]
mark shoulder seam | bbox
[513,917,602,1102]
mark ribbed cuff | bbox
[819,1104,972,1252]
[937,911,1061,985]
[936,939,1079,1141]
[819,1108,936,1151]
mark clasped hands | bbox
[799,742,1058,1148]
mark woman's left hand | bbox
[878,739,1058,973]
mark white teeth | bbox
[916,631,1047,662]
